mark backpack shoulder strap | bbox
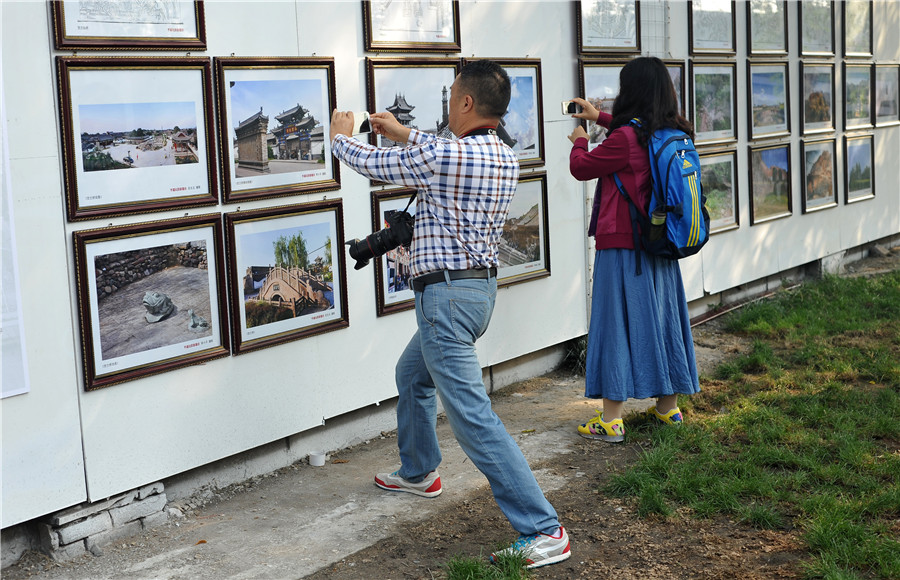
[612,173,644,276]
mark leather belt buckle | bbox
[411,267,497,292]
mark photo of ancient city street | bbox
[371,62,458,146]
[228,79,327,178]
[497,173,549,286]
[238,220,335,331]
[79,101,199,172]
[366,0,458,49]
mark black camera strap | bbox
[402,190,416,212]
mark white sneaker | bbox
[374,470,442,498]
[491,526,571,569]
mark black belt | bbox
[411,267,497,292]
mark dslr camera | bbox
[346,209,414,270]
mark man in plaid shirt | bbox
[330,60,570,569]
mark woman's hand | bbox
[569,97,599,123]
[567,125,589,144]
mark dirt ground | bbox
[6,245,898,580]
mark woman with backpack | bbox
[566,56,701,443]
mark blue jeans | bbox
[394,275,560,536]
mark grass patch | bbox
[444,547,532,580]
[607,272,900,579]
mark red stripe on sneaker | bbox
[424,477,441,493]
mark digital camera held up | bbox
[345,209,414,270]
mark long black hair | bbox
[609,56,693,147]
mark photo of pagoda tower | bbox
[383,93,417,146]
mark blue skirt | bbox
[584,248,700,401]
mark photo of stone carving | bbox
[142,291,175,323]
[95,241,212,360]
[188,309,209,332]
[79,101,199,172]
[239,221,334,330]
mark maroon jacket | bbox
[569,112,651,250]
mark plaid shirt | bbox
[332,128,519,277]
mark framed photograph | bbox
[366,57,461,151]
[576,0,641,54]
[800,63,835,135]
[497,172,550,287]
[690,61,737,145]
[748,62,790,139]
[843,0,873,58]
[798,0,834,56]
[372,189,417,317]
[700,149,739,233]
[579,59,628,147]
[51,0,206,51]
[874,65,900,126]
[73,214,229,390]
[665,59,686,116]
[214,57,339,204]
[57,57,217,221]
[749,143,792,225]
[800,139,837,213]
[844,63,873,131]
[362,0,460,53]
[747,0,787,56]
[463,58,545,168]
[688,0,736,55]
[844,134,875,204]
[224,200,348,355]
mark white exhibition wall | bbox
[2,0,899,529]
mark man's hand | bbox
[369,112,411,144]
[330,110,354,141]
[568,125,589,144]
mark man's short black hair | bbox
[457,60,511,119]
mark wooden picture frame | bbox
[700,149,739,233]
[689,0,736,55]
[57,56,218,221]
[800,62,835,135]
[690,61,738,145]
[844,63,873,131]
[224,199,349,355]
[372,188,417,317]
[747,0,787,57]
[800,139,838,213]
[51,0,206,51]
[73,214,229,390]
[579,58,629,147]
[844,134,875,204]
[365,57,461,148]
[748,62,790,140]
[798,0,834,56]
[497,172,551,287]
[464,58,545,168]
[362,0,461,53]
[843,0,873,58]
[214,57,340,204]
[749,143,792,225]
[874,64,900,127]
[576,0,641,54]
[665,60,686,117]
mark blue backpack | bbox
[613,120,710,275]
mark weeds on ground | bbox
[444,546,532,580]
[607,272,900,579]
